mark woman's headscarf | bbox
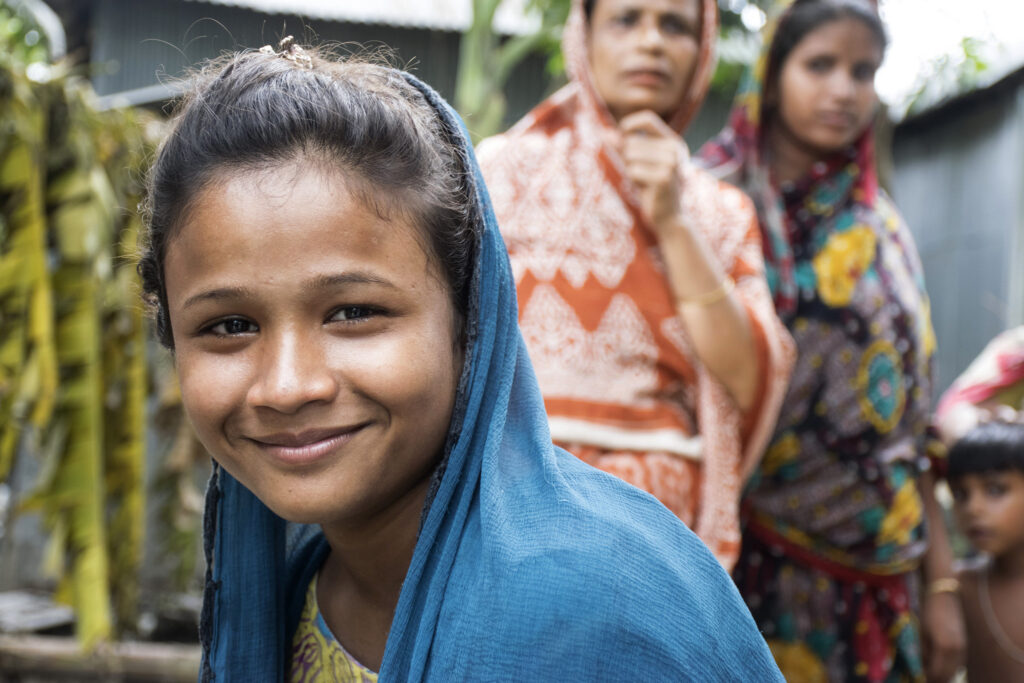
[935,326,1024,432]
[698,0,880,318]
[197,70,784,681]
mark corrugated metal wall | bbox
[891,78,1024,393]
[90,0,548,127]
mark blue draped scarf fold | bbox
[199,72,783,682]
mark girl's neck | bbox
[319,476,431,607]
[992,544,1024,580]
[765,118,825,187]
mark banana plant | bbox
[0,11,155,642]
[0,43,57,484]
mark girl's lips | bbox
[817,111,856,129]
[249,425,366,466]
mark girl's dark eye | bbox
[853,62,877,81]
[985,482,1008,497]
[329,306,377,323]
[207,318,257,336]
[807,56,834,73]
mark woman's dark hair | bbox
[763,0,887,108]
[583,0,596,20]
[948,421,1024,479]
[138,45,476,349]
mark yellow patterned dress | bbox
[290,576,379,683]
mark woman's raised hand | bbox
[619,110,689,234]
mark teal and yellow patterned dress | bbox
[698,3,940,681]
[290,575,378,683]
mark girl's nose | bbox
[246,329,339,414]
[830,70,857,101]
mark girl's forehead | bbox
[791,17,884,55]
[168,164,436,287]
[195,161,424,241]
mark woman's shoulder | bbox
[475,85,581,166]
[681,166,760,262]
[685,165,757,221]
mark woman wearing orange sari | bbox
[477,0,793,568]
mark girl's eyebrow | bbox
[182,286,253,310]
[181,272,398,311]
[308,272,398,291]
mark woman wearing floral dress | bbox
[478,0,794,570]
[698,1,964,679]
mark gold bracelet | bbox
[927,577,960,596]
[677,276,735,307]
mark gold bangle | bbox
[927,578,960,596]
[677,276,735,307]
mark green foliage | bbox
[455,0,570,141]
[902,36,992,118]
[712,0,774,94]
[0,3,50,65]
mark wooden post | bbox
[0,634,200,681]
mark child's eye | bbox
[203,317,258,336]
[985,482,1008,497]
[328,306,378,323]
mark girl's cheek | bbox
[178,350,247,416]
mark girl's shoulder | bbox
[468,451,783,679]
[955,555,990,600]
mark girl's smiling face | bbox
[164,163,462,529]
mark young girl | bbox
[698,1,964,680]
[139,42,784,680]
[948,421,1024,682]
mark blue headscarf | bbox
[198,72,783,682]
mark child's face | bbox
[163,162,463,529]
[951,470,1024,557]
[773,17,882,156]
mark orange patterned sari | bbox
[477,0,793,568]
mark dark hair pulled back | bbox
[764,0,887,110]
[138,47,476,349]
